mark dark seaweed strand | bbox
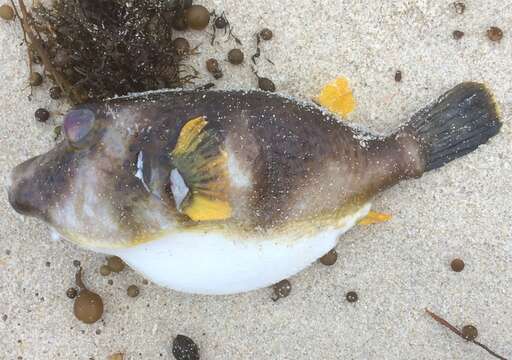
[32,0,186,101]
[425,309,508,360]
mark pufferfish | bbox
[8,81,501,294]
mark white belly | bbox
[103,204,371,295]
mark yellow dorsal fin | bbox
[358,211,392,225]
[171,116,232,222]
[315,77,356,117]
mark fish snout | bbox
[8,156,51,217]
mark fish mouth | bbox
[8,141,76,219]
[8,156,41,216]
[8,185,28,215]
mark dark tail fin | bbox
[405,82,501,171]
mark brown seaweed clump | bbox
[21,0,196,103]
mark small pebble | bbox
[462,324,478,340]
[74,289,103,324]
[228,48,244,65]
[206,58,220,74]
[29,72,43,86]
[487,26,503,42]
[0,4,15,21]
[73,268,103,325]
[107,256,125,273]
[66,287,77,299]
[453,2,465,15]
[127,285,140,298]
[2,314,7,321]
[35,108,50,123]
[186,5,210,30]
[49,86,62,99]
[5,249,11,255]
[452,30,464,40]
[172,334,200,360]
[214,16,227,29]
[394,70,402,82]
[107,279,114,286]
[45,261,51,267]
[173,37,190,56]
[319,249,338,266]
[258,77,276,92]
[99,265,111,276]
[346,291,358,303]
[73,260,81,267]
[271,279,291,301]
[450,258,465,272]
[142,279,149,285]
[260,28,273,41]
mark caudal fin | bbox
[405,82,501,171]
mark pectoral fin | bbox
[170,116,232,221]
[358,211,392,225]
[315,77,356,117]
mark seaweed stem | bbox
[16,0,82,103]
[425,309,508,360]
[75,267,86,291]
[10,0,33,97]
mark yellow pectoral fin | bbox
[183,195,232,221]
[171,116,233,222]
[172,116,208,157]
[358,211,392,225]
[315,77,356,117]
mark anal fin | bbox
[358,211,392,225]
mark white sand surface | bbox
[0,1,511,359]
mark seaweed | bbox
[425,309,507,360]
[14,0,196,103]
[210,11,241,46]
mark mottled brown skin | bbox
[8,90,422,247]
[113,90,422,227]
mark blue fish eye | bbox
[63,109,96,145]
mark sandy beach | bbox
[0,0,511,359]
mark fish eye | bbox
[63,109,96,146]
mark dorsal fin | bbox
[315,76,356,117]
[170,116,232,221]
